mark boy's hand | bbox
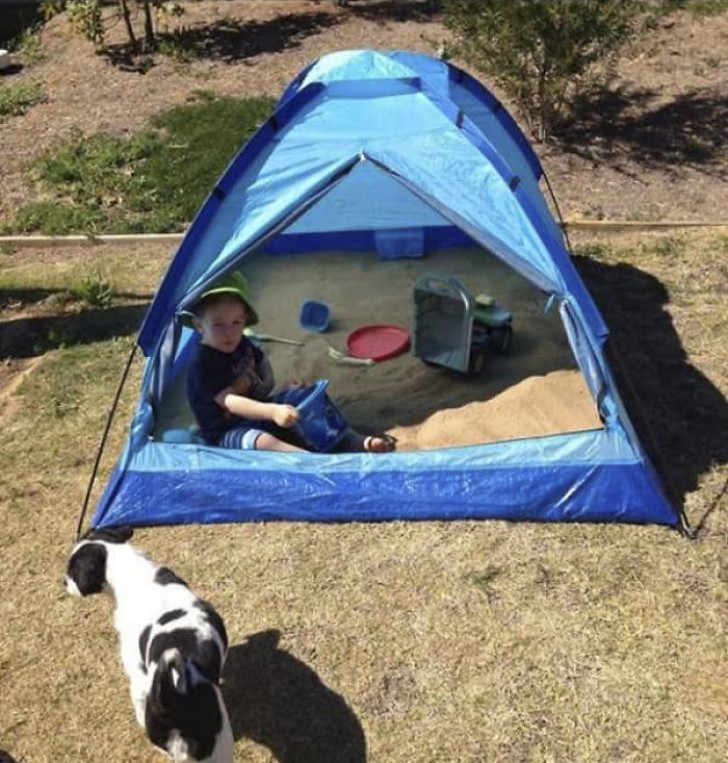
[272,404,300,428]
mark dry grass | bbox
[0,230,726,762]
[1,3,727,759]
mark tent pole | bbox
[74,341,139,541]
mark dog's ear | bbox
[65,542,108,596]
[153,650,189,699]
[172,654,191,695]
[82,525,133,544]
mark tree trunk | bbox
[537,60,549,143]
[142,0,156,51]
[118,0,137,53]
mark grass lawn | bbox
[1,91,275,235]
[0,228,725,762]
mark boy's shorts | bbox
[217,423,366,453]
[218,425,267,451]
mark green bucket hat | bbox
[179,270,259,328]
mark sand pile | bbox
[389,369,599,450]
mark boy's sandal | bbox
[363,433,397,453]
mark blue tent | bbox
[90,50,677,529]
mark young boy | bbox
[184,271,394,454]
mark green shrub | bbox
[443,0,640,141]
[72,268,113,308]
[12,25,46,63]
[66,0,104,47]
[0,80,43,122]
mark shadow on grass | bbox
[558,86,726,175]
[0,297,148,359]
[1,285,153,309]
[574,255,728,517]
[222,629,366,763]
[103,11,341,70]
[0,63,24,76]
[1,285,63,310]
[345,0,442,22]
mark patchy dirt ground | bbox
[0,0,726,431]
[0,0,726,225]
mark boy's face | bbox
[194,295,249,353]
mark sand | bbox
[156,245,602,449]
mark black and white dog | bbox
[65,526,234,763]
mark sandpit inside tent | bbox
[154,245,602,451]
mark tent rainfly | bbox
[89,50,678,529]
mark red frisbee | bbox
[346,324,411,362]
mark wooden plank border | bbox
[0,222,725,249]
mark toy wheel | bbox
[467,350,486,377]
[491,325,513,354]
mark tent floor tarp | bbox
[153,246,602,449]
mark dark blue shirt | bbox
[186,337,265,444]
